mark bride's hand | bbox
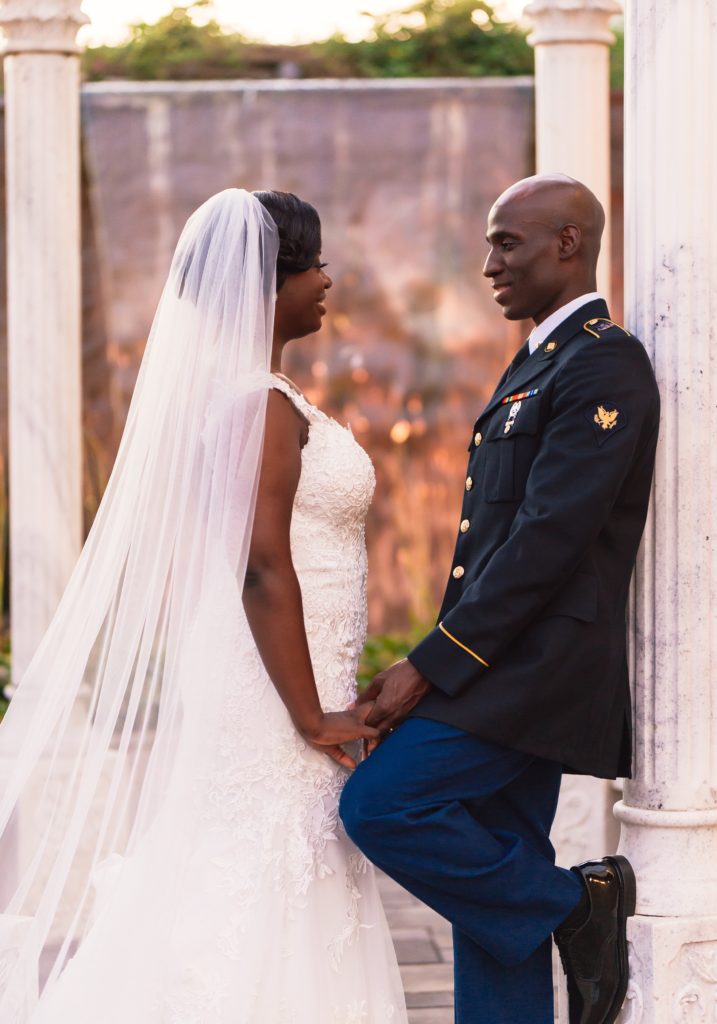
[300,705,380,769]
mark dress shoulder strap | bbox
[268,373,316,420]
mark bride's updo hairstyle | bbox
[253,190,322,291]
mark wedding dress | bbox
[30,374,407,1023]
[0,191,406,1023]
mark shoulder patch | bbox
[586,402,627,446]
[583,317,631,339]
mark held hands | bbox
[300,705,380,770]
[357,658,431,751]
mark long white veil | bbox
[0,189,279,1019]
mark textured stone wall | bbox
[0,80,625,630]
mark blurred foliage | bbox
[357,623,433,690]
[83,1,249,82]
[610,23,624,90]
[83,0,535,82]
[81,1,626,85]
[319,0,533,78]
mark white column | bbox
[614,2,717,1019]
[0,0,87,683]
[523,0,621,889]
[524,0,620,300]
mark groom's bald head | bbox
[483,174,605,323]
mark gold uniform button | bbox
[465,476,473,491]
[460,519,470,533]
[474,432,483,446]
[452,565,465,579]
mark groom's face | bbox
[483,198,568,324]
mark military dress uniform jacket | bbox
[408,298,660,779]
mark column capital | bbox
[0,0,89,55]
[524,0,621,47]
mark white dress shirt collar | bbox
[528,292,603,355]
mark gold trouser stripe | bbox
[438,623,490,668]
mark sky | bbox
[79,0,530,48]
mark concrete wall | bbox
[1,79,625,630]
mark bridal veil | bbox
[0,189,279,1018]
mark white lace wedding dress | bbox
[33,375,408,1024]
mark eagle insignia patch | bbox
[586,402,626,446]
[594,405,619,430]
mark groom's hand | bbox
[358,659,431,742]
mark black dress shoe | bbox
[554,854,636,1024]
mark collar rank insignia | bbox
[587,402,626,446]
[584,317,631,339]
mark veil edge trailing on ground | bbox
[0,188,279,1020]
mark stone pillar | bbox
[524,0,622,893]
[0,0,87,683]
[613,1,717,1019]
[524,0,620,300]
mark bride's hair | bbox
[253,190,322,290]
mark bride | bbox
[0,188,408,1022]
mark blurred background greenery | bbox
[82,0,624,86]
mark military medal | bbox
[504,400,522,434]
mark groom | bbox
[340,174,660,1024]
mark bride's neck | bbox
[270,339,287,373]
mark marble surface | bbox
[4,45,83,681]
[615,0,717,1019]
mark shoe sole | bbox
[601,854,636,1024]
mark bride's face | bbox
[275,256,333,341]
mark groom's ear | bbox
[557,224,581,260]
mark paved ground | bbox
[378,872,454,1024]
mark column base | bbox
[617,914,717,1023]
[616,801,717,917]
[556,915,717,1024]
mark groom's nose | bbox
[483,247,501,279]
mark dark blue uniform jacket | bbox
[408,298,660,779]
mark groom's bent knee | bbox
[339,761,392,855]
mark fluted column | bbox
[1,0,87,682]
[613,1,717,1019]
[525,0,620,300]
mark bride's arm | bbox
[242,389,378,767]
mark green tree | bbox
[317,0,533,78]
[83,1,248,82]
[609,22,624,90]
[82,0,536,82]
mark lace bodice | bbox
[271,374,376,708]
[279,377,375,569]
